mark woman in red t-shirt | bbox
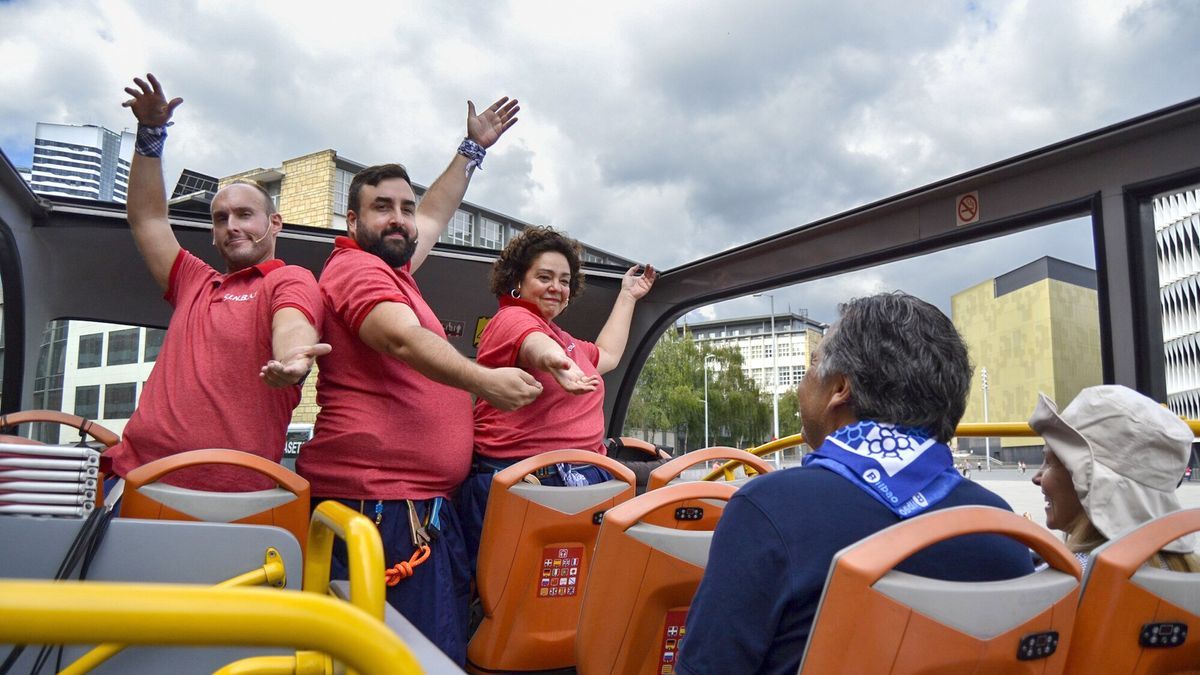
[460,227,656,564]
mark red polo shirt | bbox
[473,296,606,459]
[297,237,474,500]
[107,249,322,491]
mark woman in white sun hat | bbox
[1029,384,1199,572]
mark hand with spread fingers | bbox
[467,96,520,149]
[621,264,658,300]
[260,343,332,388]
[122,73,183,126]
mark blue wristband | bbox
[457,138,486,175]
[135,123,171,158]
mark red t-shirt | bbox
[107,250,322,491]
[297,237,474,500]
[473,296,606,459]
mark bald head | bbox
[214,180,276,218]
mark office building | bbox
[1157,187,1200,418]
[31,320,163,444]
[29,123,134,203]
[952,256,1103,462]
[684,313,828,396]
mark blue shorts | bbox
[458,457,613,571]
[312,497,470,666]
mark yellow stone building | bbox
[951,257,1103,461]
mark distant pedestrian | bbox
[1187,466,1193,482]
[976,461,982,472]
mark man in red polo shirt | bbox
[105,73,327,491]
[298,97,540,665]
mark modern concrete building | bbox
[952,256,1103,462]
[30,320,163,444]
[29,123,134,203]
[1156,187,1200,418]
[683,313,828,396]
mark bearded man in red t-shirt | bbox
[298,97,541,665]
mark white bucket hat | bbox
[1028,384,1197,554]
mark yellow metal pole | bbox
[214,651,332,675]
[58,548,288,675]
[303,500,386,620]
[698,420,1200,480]
[0,580,422,675]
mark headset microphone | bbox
[249,229,272,244]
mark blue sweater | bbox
[677,465,1035,675]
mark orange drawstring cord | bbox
[385,545,431,586]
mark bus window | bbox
[27,318,320,450]
[625,215,1101,473]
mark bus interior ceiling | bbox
[2,97,1200,431]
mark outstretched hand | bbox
[545,352,601,395]
[122,73,182,127]
[467,97,519,149]
[260,343,332,388]
[621,264,657,301]
[481,367,543,411]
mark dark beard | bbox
[360,228,417,268]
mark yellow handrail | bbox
[303,500,386,620]
[215,651,332,675]
[0,580,422,674]
[59,547,288,675]
[702,434,805,481]
[700,420,1200,480]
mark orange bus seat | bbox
[575,481,738,675]
[0,410,120,448]
[1066,508,1200,674]
[121,449,311,550]
[468,449,637,673]
[642,447,772,530]
[606,436,673,495]
[799,505,1081,674]
[646,446,774,491]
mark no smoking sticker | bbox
[956,191,980,226]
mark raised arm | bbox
[410,96,519,272]
[260,308,332,388]
[122,73,184,291]
[595,265,657,374]
[358,301,542,410]
[517,332,600,395]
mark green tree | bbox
[624,328,774,452]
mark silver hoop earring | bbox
[510,288,521,299]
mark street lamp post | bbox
[981,367,991,471]
[704,354,717,449]
[755,293,780,467]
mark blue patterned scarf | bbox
[802,420,962,518]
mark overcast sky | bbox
[2,0,1197,324]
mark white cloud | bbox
[1,0,1195,284]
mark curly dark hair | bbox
[490,226,586,300]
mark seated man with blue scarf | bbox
[678,292,1033,675]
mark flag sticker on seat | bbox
[538,545,583,599]
[659,608,689,672]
